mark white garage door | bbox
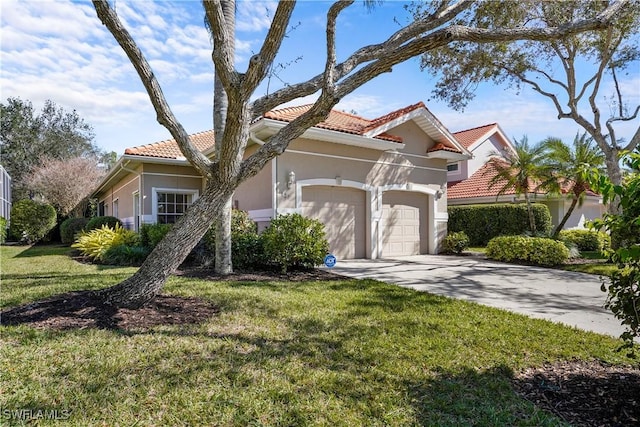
[301,186,366,259]
[381,191,428,257]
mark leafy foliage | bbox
[559,229,611,252]
[204,209,263,270]
[103,244,150,267]
[72,224,138,263]
[589,152,640,354]
[448,203,552,246]
[140,223,172,250]
[0,217,6,244]
[486,235,569,266]
[261,213,329,272]
[0,97,100,199]
[443,231,470,254]
[59,217,91,245]
[85,216,123,232]
[9,199,57,244]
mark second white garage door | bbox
[301,186,366,259]
[381,191,428,257]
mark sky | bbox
[1,0,639,157]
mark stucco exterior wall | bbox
[97,166,141,229]
[233,144,272,217]
[467,135,505,177]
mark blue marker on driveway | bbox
[324,254,337,268]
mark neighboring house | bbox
[92,102,471,259]
[0,165,11,222]
[447,123,605,229]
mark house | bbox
[0,165,11,222]
[447,123,605,229]
[92,102,471,259]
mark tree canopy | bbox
[416,0,640,191]
[0,97,100,199]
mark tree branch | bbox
[203,0,241,91]
[92,0,212,178]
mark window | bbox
[113,199,119,218]
[447,163,459,172]
[156,191,195,224]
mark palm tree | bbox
[486,136,551,234]
[542,133,605,237]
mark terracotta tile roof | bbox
[447,160,543,199]
[362,102,426,132]
[263,104,403,142]
[428,142,462,153]
[453,123,497,149]
[125,130,215,159]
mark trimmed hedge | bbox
[9,199,57,243]
[559,229,610,252]
[486,235,569,266]
[60,217,91,245]
[448,203,552,246]
[203,209,264,270]
[0,217,6,244]
[140,223,172,250]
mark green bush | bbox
[203,210,263,269]
[103,244,150,266]
[85,216,123,232]
[60,217,91,245]
[72,224,139,262]
[443,231,470,254]
[260,213,329,272]
[140,223,172,250]
[559,229,610,252]
[486,235,569,266]
[448,203,552,246]
[9,199,57,244]
[0,217,6,244]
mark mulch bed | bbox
[2,267,638,425]
[512,360,640,427]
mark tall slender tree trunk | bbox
[524,192,537,234]
[552,196,579,237]
[98,183,232,308]
[213,0,235,275]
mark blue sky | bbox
[1,0,638,156]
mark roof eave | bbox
[426,151,470,161]
[254,118,405,151]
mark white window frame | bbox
[152,187,199,224]
[112,198,119,218]
[447,162,461,176]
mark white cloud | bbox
[235,1,277,32]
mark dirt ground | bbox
[2,268,638,426]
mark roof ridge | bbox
[364,102,426,131]
[452,122,497,135]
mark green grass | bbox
[1,245,635,426]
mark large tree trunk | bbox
[97,183,231,308]
[213,0,235,275]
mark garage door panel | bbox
[381,191,428,257]
[301,186,366,259]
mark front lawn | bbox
[0,245,636,426]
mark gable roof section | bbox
[452,122,513,154]
[124,130,215,159]
[263,105,403,143]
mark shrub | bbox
[443,231,470,254]
[140,223,172,250]
[103,244,150,266]
[260,213,329,272]
[72,224,139,262]
[203,210,263,269]
[9,199,57,244]
[448,203,552,246]
[0,217,6,244]
[559,229,610,252]
[486,235,569,266]
[60,217,91,245]
[85,216,122,232]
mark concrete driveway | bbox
[327,254,624,338]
